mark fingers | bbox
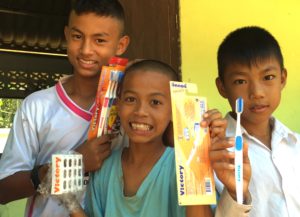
[201,109,227,139]
[210,137,235,170]
[94,135,112,145]
[243,142,250,163]
[201,109,223,127]
[210,137,234,151]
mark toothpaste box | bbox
[170,81,216,205]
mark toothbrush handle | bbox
[235,135,243,204]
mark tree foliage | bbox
[0,99,22,128]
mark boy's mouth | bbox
[130,122,153,131]
[78,58,97,65]
[250,104,269,113]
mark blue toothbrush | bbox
[235,97,243,204]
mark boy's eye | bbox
[96,38,106,44]
[124,96,136,103]
[233,79,246,85]
[264,75,275,80]
[71,34,82,40]
[151,99,162,105]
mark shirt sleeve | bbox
[0,106,39,179]
[215,188,252,217]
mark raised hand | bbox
[75,135,112,172]
[202,109,251,202]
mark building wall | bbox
[180,0,300,131]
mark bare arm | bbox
[0,171,34,204]
[186,205,213,217]
[69,207,87,217]
[0,164,48,204]
[75,135,112,172]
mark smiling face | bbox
[64,11,129,78]
[216,57,287,129]
[118,70,172,146]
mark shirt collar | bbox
[225,112,298,147]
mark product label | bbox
[170,81,216,205]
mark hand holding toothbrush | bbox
[208,105,251,204]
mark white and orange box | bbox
[170,81,216,205]
[51,154,83,195]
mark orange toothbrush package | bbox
[88,57,128,140]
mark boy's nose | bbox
[134,102,149,117]
[249,82,265,99]
[80,39,93,55]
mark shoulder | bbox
[21,86,57,110]
[161,147,175,167]
[273,118,300,141]
[91,149,121,182]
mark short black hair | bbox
[118,59,179,96]
[125,59,179,81]
[217,26,284,81]
[69,0,125,32]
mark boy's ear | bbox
[64,26,69,42]
[116,35,130,56]
[215,77,228,98]
[64,26,69,40]
[281,68,287,89]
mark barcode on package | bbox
[205,178,212,195]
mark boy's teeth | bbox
[131,123,151,131]
[80,59,95,64]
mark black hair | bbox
[69,0,125,33]
[217,26,284,81]
[117,59,179,98]
[124,59,179,81]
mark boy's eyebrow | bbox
[123,90,168,97]
[228,70,248,76]
[70,27,109,37]
[262,66,278,73]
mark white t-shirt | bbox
[0,76,126,217]
[215,114,300,217]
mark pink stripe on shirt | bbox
[55,82,94,121]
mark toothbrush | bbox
[97,71,115,137]
[235,97,243,204]
[104,71,124,134]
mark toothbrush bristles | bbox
[236,97,243,113]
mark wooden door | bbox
[120,0,181,76]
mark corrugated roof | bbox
[0,0,70,55]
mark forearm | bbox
[215,188,251,217]
[186,205,213,217]
[0,171,35,204]
[69,207,87,217]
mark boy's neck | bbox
[242,118,273,150]
[62,75,99,110]
[121,142,166,197]
[123,142,166,165]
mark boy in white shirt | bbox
[213,26,300,217]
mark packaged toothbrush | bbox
[88,57,128,140]
[37,152,85,213]
[51,153,84,195]
[170,81,216,205]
